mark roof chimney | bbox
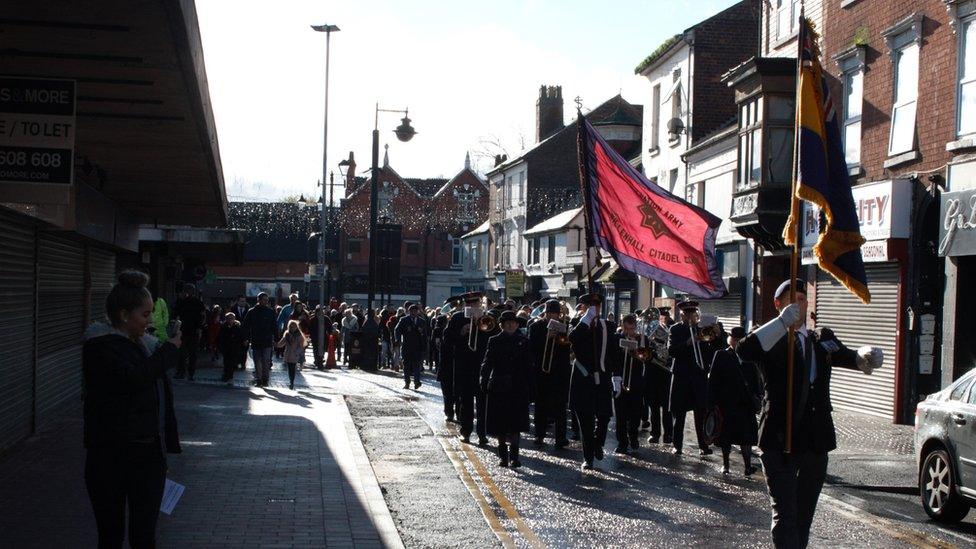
[536,85,564,143]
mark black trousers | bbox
[760,450,829,549]
[85,441,166,549]
[614,392,642,449]
[574,411,610,463]
[672,409,708,452]
[285,362,297,386]
[534,386,569,443]
[176,334,199,378]
[649,405,673,442]
[403,358,422,385]
[440,371,458,420]
[221,350,243,381]
[458,389,487,440]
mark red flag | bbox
[577,117,726,298]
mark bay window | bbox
[959,6,976,137]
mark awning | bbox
[1,1,227,226]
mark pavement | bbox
[2,350,975,548]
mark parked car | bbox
[915,368,976,523]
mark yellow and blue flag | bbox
[783,17,870,303]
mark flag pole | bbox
[785,9,806,455]
[576,110,599,294]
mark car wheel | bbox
[920,447,970,523]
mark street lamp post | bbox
[367,104,416,312]
[312,22,339,367]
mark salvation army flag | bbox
[782,17,870,303]
[577,117,726,298]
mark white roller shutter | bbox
[699,293,744,330]
[0,211,36,451]
[815,264,899,419]
[88,247,116,325]
[35,234,86,429]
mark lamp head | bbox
[395,113,416,142]
[310,24,340,32]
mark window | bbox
[959,10,976,137]
[531,237,540,265]
[775,0,799,40]
[518,172,525,204]
[839,49,865,166]
[669,70,683,144]
[347,239,362,253]
[547,235,556,263]
[407,241,421,256]
[685,181,704,208]
[738,97,764,190]
[668,168,679,193]
[884,16,922,156]
[650,84,661,150]
[451,238,461,266]
[950,376,975,401]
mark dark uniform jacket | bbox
[528,317,572,400]
[394,314,428,362]
[480,331,533,436]
[737,327,859,453]
[445,310,493,395]
[668,322,722,413]
[707,347,761,447]
[568,318,615,417]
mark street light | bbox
[311,21,339,367]
[367,104,416,312]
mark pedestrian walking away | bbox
[243,292,277,387]
[277,319,308,390]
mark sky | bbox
[195,0,740,202]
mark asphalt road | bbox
[327,367,976,548]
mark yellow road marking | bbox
[820,493,957,549]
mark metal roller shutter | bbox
[35,234,86,429]
[0,211,36,452]
[88,247,116,325]
[815,264,899,419]
[699,293,744,330]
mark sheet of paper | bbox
[160,478,185,515]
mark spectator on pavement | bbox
[174,283,205,381]
[230,294,249,323]
[341,309,360,366]
[151,296,170,339]
[82,270,182,549]
[244,292,277,387]
[276,320,307,390]
[395,304,428,389]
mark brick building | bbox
[337,151,488,307]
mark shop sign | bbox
[0,76,76,204]
[939,188,976,257]
[505,269,525,297]
[802,179,911,263]
[861,241,889,262]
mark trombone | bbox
[619,336,640,392]
[540,316,568,374]
[465,299,485,352]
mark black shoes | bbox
[672,447,683,455]
[533,437,545,446]
[700,448,713,458]
[581,460,594,471]
[403,382,410,389]
[594,447,604,461]
[478,438,489,448]
[510,460,522,468]
[554,439,569,449]
[414,381,421,389]
[459,434,471,444]
[744,465,758,477]
[614,446,628,455]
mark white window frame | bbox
[774,0,800,41]
[547,234,556,263]
[955,2,976,137]
[650,83,661,151]
[835,46,866,168]
[883,13,924,157]
[451,237,462,267]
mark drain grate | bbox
[268,498,295,504]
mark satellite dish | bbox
[666,117,685,137]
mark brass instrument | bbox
[649,324,671,373]
[540,316,569,374]
[465,300,486,351]
[697,324,719,342]
[619,336,639,392]
[478,314,498,333]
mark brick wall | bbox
[691,0,760,142]
[824,0,955,184]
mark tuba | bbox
[465,299,487,351]
[478,314,498,333]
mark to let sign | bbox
[939,189,976,257]
[0,76,76,203]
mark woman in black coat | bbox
[82,270,182,548]
[707,327,760,476]
[480,311,533,468]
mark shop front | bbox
[940,157,976,389]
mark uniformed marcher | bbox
[529,299,572,447]
[668,299,722,457]
[480,310,533,468]
[737,279,883,549]
[394,304,429,389]
[613,314,648,455]
[707,326,760,476]
[436,296,461,422]
[640,308,673,444]
[445,292,496,446]
[568,293,617,470]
